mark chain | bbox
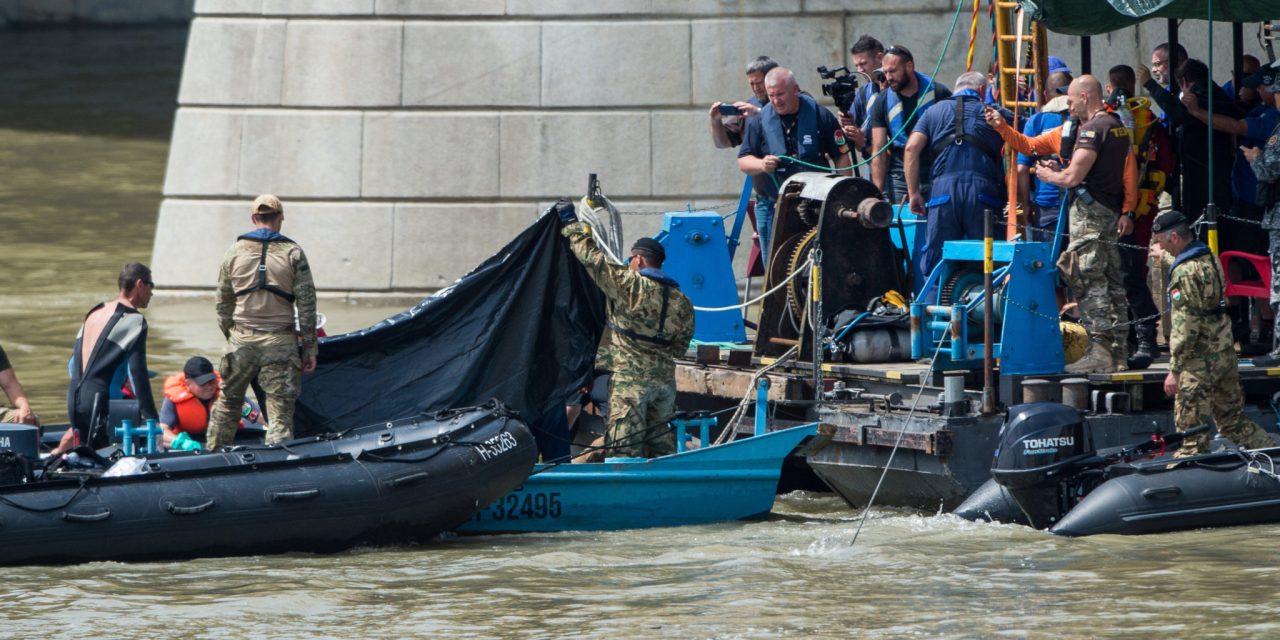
[1002,297,1166,332]
[1202,212,1264,227]
[1003,217,1155,251]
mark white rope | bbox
[692,256,813,312]
[716,345,800,445]
[849,333,948,547]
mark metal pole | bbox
[982,208,997,416]
[1080,35,1092,75]
[1206,1,1218,255]
[811,246,824,401]
[1233,22,1244,94]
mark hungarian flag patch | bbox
[1171,288,1182,301]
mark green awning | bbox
[1020,0,1278,36]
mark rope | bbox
[692,255,813,312]
[966,0,981,72]
[716,345,801,445]
[850,333,948,547]
[766,0,967,178]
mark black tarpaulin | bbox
[293,214,606,449]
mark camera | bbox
[818,65,860,114]
[717,104,742,116]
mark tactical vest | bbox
[1169,243,1227,317]
[605,269,680,347]
[227,233,298,332]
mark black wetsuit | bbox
[67,302,157,447]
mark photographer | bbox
[837,35,887,158]
[738,67,847,260]
[709,56,776,149]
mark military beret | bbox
[631,237,666,262]
[1151,210,1189,233]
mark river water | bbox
[2,26,1279,640]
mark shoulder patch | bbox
[1081,129,1097,140]
[1171,288,1181,301]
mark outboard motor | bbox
[0,423,39,485]
[990,403,1097,529]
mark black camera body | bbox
[818,65,860,114]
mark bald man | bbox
[987,76,1134,373]
[738,67,847,259]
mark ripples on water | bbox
[4,27,1280,640]
[4,493,1280,638]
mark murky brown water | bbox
[2,25,1279,640]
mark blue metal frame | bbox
[656,211,747,343]
[910,240,1064,375]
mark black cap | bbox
[183,356,217,385]
[1241,60,1280,91]
[631,237,666,263]
[1151,210,1188,233]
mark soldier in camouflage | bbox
[1246,61,1280,367]
[1153,211,1274,456]
[555,200,695,460]
[205,195,318,451]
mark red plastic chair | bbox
[1219,251,1271,299]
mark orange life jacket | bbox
[162,372,222,435]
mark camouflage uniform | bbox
[1059,197,1128,358]
[206,231,317,449]
[563,222,695,458]
[1249,123,1280,347]
[1166,246,1273,456]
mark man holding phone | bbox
[709,56,776,150]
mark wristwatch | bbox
[1124,211,1136,220]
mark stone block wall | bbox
[153,1,1272,291]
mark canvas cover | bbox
[293,214,606,452]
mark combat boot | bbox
[1126,325,1157,370]
[1253,348,1280,368]
[1065,342,1115,374]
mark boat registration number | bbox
[484,491,563,521]
[475,432,520,462]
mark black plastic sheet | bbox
[294,214,605,454]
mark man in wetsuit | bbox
[55,263,157,453]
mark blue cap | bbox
[1048,56,1071,76]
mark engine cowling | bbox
[990,402,1095,529]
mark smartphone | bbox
[718,104,742,116]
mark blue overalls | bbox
[918,90,1004,297]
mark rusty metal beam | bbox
[674,364,803,401]
[825,424,954,456]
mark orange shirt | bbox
[992,119,1138,213]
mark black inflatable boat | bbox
[953,402,1280,537]
[0,400,535,565]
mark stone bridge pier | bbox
[151,1,1254,292]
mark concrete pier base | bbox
[150,2,1270,292]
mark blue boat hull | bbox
[458,423,820,533]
